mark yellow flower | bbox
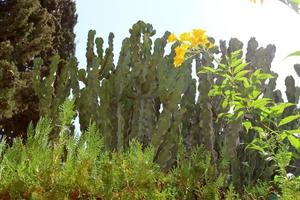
[174,55,184,67]
[179,32,191,42]
[192,28,206,38]
[171,28,212,67]
[174,43,189,67]
[190,28,208,46]
[167,33,177,43]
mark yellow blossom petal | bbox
[179,32,191,42]
[174,56,184,67]
[190,29,208,46]
[192,29,206,38]
[167,33,177,43]
[174,44,189,67]
[181,43,189,50]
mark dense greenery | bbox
[1,19,300,198]
[199,50,300,199]
[0,99,293,200]
[1,0,300,199]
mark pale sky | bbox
[75,0,300,92]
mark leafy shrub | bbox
[0,100,165,199]
[0,99,237,200]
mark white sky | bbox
[75,0,300,92]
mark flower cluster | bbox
[167,29,213,67]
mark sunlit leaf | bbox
[225,90,231,96]
[236,110,244,119]
[269,103,294,117]
[237,77,250,88]
[243,121,252,133]
[279,131,288,141]
[256,73,274,80]
[246,142,265,153]
[278,114,300,127]
[250,98,271,109]
[249,89,261,99]
[220,73,232,80]
[287,50,300,58]
[222,100,228,109]
[217,112,225,119]
[252,126,264,134]
[199,66,216,74]
[290,0,300,4]
[233,62,248,74]
[208,85,222,96]
[230,50,242,58]
[219,63,227,69]
[252,69,262,77]
[235,70,250,79]
[288,135,300,149]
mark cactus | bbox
[70,22,298,175]
[195,52,217,163]
[151,36,192,170]
[126,22,158,148]
[32,55,78,136]
[25,21,300,181]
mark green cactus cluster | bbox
[9,21,299,195]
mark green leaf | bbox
[289,0,300,4]
[219,63,227,69]
[246,142,265,153]
[249,89,261,99]
[288,135,300,149]
[236,110,244,119]
[235,70,250,79]
[252,69,262,76]
[231,58,242,68]
[224,90,231,96]
[237,77,250,88]
[259,108,271,122]
[232,101,243,111]
[222,100,228,109]
[217,112,225,120]
[250,98,271,109]
[199,66,216,74]
[252,126,264,134]
[208,85,222,96]
[278,114,300,127]
[243,121,252,133]
[230,50,242,58]
[287,50,300,58]
[233,62,248,74]
[269,103,294,117]
[279,131,288,141]
[283,129,300,134]
[256,73,274,80]
[220,73,232,80]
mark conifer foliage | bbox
[0,0,77,142]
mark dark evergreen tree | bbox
[0,0,77,142]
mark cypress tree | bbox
[0,0,77,142]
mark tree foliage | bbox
[0,0,77,142]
